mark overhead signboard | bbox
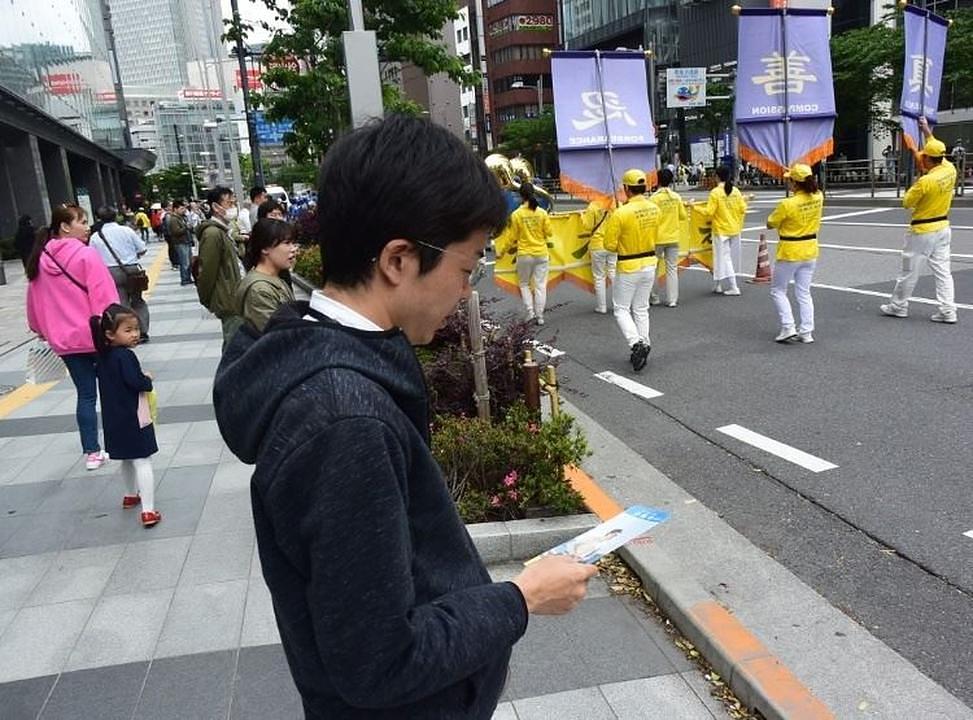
[254,112,294,145]
[666,67,707,108]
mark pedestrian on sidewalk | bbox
[248,185,267,228]
[90,304,161,528]
[196,186,245,348]
[881,117,958,324]
[166,200,194,286]
[583,200,615,314]
[508,182,553,324]
[134,207,150,243]
[603,168,660,372]
[26,203,119,470]
[257,198,286,221]
[214,115,597,720]
[91,206,151,341]
[649,168,687,308]
[700,165,747,296]
[161,201,177,269]
[15,214,35,270]
[767,164,823,344]
[235,219,297,332]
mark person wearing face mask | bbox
[196,186,245,348]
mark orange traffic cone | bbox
[747,233,772,284]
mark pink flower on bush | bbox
[490,495,502,507]
[506,490,520,502]
[502,470,518,487]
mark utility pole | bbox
[229,0,264,186]
[343,0,384,127]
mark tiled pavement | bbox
[0,246,725,719]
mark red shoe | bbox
[141,510,162,528]
[122,494,141,509]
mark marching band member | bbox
[583,201,616,314]
[650,168,688,307]
[766,163,823,343]
[701,166,748,296]
[508,182,553,325]
[603,169,660,371]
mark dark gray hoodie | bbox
[214,302,528,719]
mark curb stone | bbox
[468,514,599,563]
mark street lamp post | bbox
[229,0,264,186]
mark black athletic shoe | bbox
[630,341,650,371]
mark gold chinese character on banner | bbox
[751,51,818,95]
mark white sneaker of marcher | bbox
[796,333,814,344]
[775,327,797,343]
[879,303,908,318]
[723,288,741,296]
[930,312,957,324]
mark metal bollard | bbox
[522,349,541,414]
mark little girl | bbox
[91,304,161,527]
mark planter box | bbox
[467,513,600,564]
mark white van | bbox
[265,184,289,209]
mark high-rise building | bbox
[0,0,152,233]
[482,0,558,146]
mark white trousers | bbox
[712,234,741,290]
[591,250,617,312]
[613,268,655,347]
[654,243,680,303]
[122,458,155,512]
[516,256,549,320]
[771,260,816,334]
[889,228,955,315]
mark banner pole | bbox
[781,3,791,170]
[594,50,619,205]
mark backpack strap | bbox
[43,249,87,293]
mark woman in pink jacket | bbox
[26,204,120,470]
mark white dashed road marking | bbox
[594,371,664,400]
[717,424,838,473]
[963,530,973,540]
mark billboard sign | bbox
[666,68,706,108]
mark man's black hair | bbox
[657,168,674,187]
[249,186,267,202]
[172,199,185,209]
[96,206,116,223]
[317,114,507,287]
[628,185,647,195]
[257,198,285,219]
[206,186,233,207]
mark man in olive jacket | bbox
[196,186,244,347]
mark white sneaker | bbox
[930,312,957,324]
[724,288,741,296]
[796,333,814,344]
[712,284,724,295]
[85,451,109,471]
[594,308,608,315]
[666,301,678,308]
[775,326,797,343]
[879,304,907,318]
[536,317,545,326]
[649,295,661,306]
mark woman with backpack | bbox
[26,204,119,470]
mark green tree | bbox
[140,164,203,203]
[498,112,557,176]
[238,153,254,187]
[686,81,733,169]
[233,0,476,163]
[270,161,319,189]
[830,7,973,141]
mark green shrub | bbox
[432,402,588,523]
[293,245,322,287]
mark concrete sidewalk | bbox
[0,246,730,719]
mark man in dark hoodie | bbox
[213,115,597,720]
[196,186,244,347]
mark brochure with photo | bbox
[529,505,671,565]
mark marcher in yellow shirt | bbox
[766,164,823,343]
[700,166,748,295]
[602,168,660,371]
[508,182,553,324]
[649,168,688,307]
[881,117,958,324]
[582,201,615,314]
[134,208,150,243]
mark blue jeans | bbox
[62,354,100,454]
[175,242,193,284]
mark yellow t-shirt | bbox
[134,212,150,229]
[766,190,823,262]
[581,201,610,252]
[650,187,688,245]
[904,159,956,234]
[602,194,659,273]
[703,183,748,237]
[509,204,552,257]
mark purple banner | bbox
[552,51,656,204]
[900,6,949,153]
[734,9,836,177]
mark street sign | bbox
[666,68,706,109]
[254,112,294,145]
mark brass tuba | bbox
[485,154,516,189]
[487,154,555,211]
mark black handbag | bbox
[99,230,150,294]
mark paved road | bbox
[481,203,973,705]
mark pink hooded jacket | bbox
[26,237,120,355]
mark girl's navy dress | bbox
[97,347,158,459]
